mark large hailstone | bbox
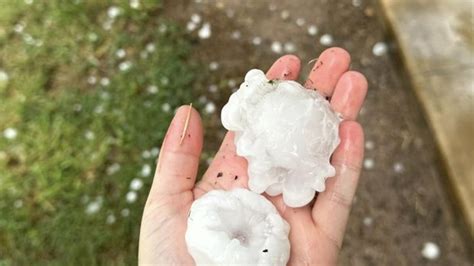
[185,189,290,266]
[221,69,341,207]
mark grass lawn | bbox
[0,1,201,264]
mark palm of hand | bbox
[139,48,367,265]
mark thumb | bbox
[148,104,203,197]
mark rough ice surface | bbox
[221,69,341,207]
[185,189,290,266]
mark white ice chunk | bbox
[186,189,290,266]
[221,69,341,207]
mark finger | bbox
[330,71,368,120]
[312,121,364,248]
[304,47,351,97]
[271,199,325,265]
[194,55,301,197]
[149,104,203,197]
[266,54,301,80]
[194,132,248,198]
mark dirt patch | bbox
[163,0,473,265]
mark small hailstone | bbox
[94,105,104,114]
[365,140,375,150]
[121,208,130,217]
[231,30,241,40]
[23,34,34,45]
[284,42,296,53]
[208,84,218,93]
[352,0,362,7]
[198,23,211,39]
[209,61,219,71]
[161,103,171,112]
[24,0,33,4]
[140,164,152,177]
[3,128,17,140]
[186,189,290,266]
[159,24,167,33]
[85,200,101,214]
[106,163,121,175]
[363,217,373,226]
[191,13,201,24]
[130,0,140,9]
[252,36,262,45]
[221,69,341,207]
[130,178,144,191]
[106,214,116,224]
[107,6,121,19]
[393,162,405,173]
[142,150,151,159]
[84,130,95,140]
[271,41,283,54]
[146,85,159,94]
[118,61,132,72]
[280,10,290,20]
[363,158,374,169]
[421,242,440,260]
[14,23,25,33]
[14,199,23,208]
[228,79,237,88]
[150,147,160,157]
[115,48,126,58]
[160,77,169,85]
[102,19,113,30]
[100,77,110,86]
[372,42,388,56]
[0,70,9,82]
[204,102,216,114]
[296,18,305,26]
[198,95,207,104]
[145,43,156,53]
[186,21,197,32]
[320,34,333,46]
[126,191,138,203]
[307,25,318,36]
[87,75,97,85]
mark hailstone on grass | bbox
[221,69,341,207]
[185,189,290,266]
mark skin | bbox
[139,47,368,265]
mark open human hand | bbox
[138,47,368,265]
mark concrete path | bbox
[380,0,474,236]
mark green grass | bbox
[0,1,200,264]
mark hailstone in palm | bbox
[221,69,341,207]
[185,189,290,266]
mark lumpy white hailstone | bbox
[221,69,341,207]
[186,189,290,266]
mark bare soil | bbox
[163,0,473,265]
